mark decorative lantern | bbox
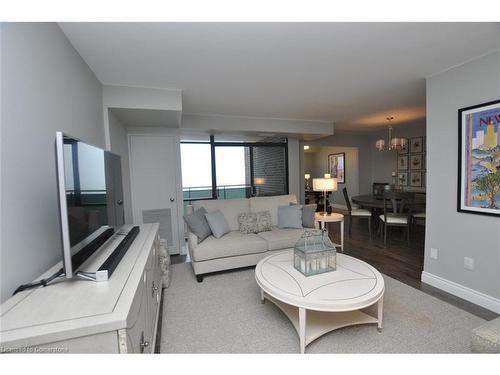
[294,229,337,276]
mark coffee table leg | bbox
[299,307,306,354]
[377,297,384,332]
[260,289,265,304]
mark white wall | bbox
[108,110,133,224]
[423,51,500,313]
[0,24,104,302]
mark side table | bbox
[314,212,344,252]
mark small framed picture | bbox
[398,138,409,154]
[410,154,423,170]
[411,137,423,153]
[398,172,408,186]
[328,152,345,183]
[397,155,408,170]
[410,171,422,187]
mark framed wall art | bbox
[398,172,408,186]
[410,154,423,170]
[410,137,423,153]
[458,99,500,216]
[328,152,345,184]
[410,171,422,187]
[397,155,408,170]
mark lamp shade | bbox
[313,178,337,192]
[304,173,311,180]
[324,173,331,178]
[254,177,266,185]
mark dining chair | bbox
[379,191,415,247]
[412,211,426,232]
[343,187,372,239]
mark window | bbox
[181,136,288,205]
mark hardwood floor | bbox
[327,218,498,321]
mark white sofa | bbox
[186,194,313,282]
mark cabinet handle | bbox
[140,341,150,349]
[152,282,159,297]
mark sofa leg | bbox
[196,274,204,283]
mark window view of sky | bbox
[180,144,247,188]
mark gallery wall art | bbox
[458,99,500,216]
[328,152,345,184]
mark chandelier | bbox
[375,117,407,151]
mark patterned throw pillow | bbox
[238,212,259,234]
[255,211,272,233]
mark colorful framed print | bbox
[397,155,408,170]
[398,172,408,186]
[410,171,422,187]
[410,154,423,170]
[458,99,500,216]
[328,152,345,184]
[410,137,423,153]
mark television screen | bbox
[56,132,122,278]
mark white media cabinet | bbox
[0,223,161,353]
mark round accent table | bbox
[315,212,344,252]
[255,250,385,353]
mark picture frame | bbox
[398,138,409,154]
[410,154,423,170]
[397,155,408,170]
[410,137,423,153]
[410,171,422,187]
[328,152,345,184]
[458,99,500,217]
[398,172,408,186]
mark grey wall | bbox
[304,146,359,205]
[424,51,500,302]
[108,110,133,224]
[0,24,104,302]
[301,124,426,202]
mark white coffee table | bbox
[255,250,384,353]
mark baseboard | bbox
[421,271,500,314]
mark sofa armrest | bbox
[186,230,198,260]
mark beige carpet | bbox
[160,262,484,353]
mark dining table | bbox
[351,194,426,210]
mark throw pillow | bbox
[204,210,231,238]
[238,212,259,234]
[277,205,303,229]
[256,211,273,233]
[183,207,212,242]
[290,203,317,228]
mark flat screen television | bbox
[55,132,123,278]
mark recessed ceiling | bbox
[60,22,500,130]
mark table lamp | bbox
[313,177,337,215]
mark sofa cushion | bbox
[278,205,303,229]
[249,194,297,226]
[256,211,273,233]
[471,317,500,353]
[205,210,231,238]
[257,228,305,251]
[183,207,212,242]
[191,231,268,262]
[193,198,250,231]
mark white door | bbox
[129,135,180,254]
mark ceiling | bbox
[60,22,500,130]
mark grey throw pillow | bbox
[238,212,258,234]
[256,211,273,233]
[205,210,231,238]
[291,202,317,228]
[277,205,303,229]
[183,207,212,242]
[302,204,317,228]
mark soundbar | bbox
[96,226,140,281]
